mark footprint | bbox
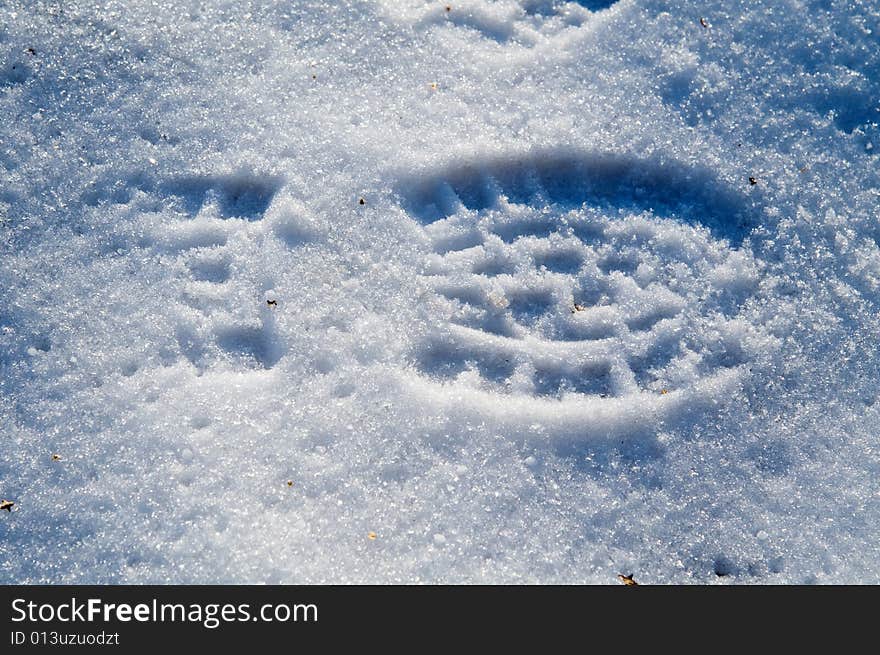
[403,150,757,244]
[186,251,232,283]
[175,253,285,371]
[214,318,283,370]
[75,166,289,372]
[521,0,617,16]
[136,175,288,371]
[397,149,768,441]
[161,172,282,221]
[386,0,618,45]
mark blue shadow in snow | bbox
[399,148,762,247]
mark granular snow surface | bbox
[1,0,880,583]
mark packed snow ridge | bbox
[1,0,879,583]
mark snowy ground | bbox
[1,0,879,583]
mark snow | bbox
[1,0,880,583]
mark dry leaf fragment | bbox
[52,453,62,461]
[0,500,14,512]
[617,573,638,586]
[368,531,377,540]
